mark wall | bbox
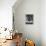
[13,0,41,46]
[41,0,46,46]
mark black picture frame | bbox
[25,14,33,24]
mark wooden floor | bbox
[0,39,16,46]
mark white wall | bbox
[13,0,41,46]
[0,0,16,30]
[41,0,46,46]
[13,0,46,46]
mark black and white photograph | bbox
[25,14,33,24]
